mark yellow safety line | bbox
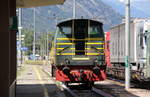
[56,48,104,50]
[33,66,49,97]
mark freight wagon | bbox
[107,18,150,81]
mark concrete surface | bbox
[16,64,66,97]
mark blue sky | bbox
[118,0,149,2]
[101,0,150,17]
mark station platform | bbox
[16,64,66,97]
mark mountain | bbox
[21,0,123,33]
[101,0,150,18]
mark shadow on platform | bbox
[95,84,139,97]
[16,84,64,97]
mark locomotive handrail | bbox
[56,48,104,50]
[57,53,104,55]
[56,38,104,41]
[57,46,71,53]
[91,46,103,53]
[56,42,104,45]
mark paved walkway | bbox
[16,64,66,97]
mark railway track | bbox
[56,75,150,97]
[58,83,113,97]
[42,65,150,97]
[107,76,150,89]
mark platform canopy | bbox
[16,0,65,8]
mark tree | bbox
[22,29,54,56]
[22,29,33,55]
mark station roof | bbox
[16,0,65,8]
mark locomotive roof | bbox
[57,19,103,27]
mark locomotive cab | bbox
[56,19,105,66]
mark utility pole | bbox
[47,30,49,63]
[33,8,36,60]
[73,0,76,18]
[53,14,58,26]
[125,0,130,89]
[18,8,22,67]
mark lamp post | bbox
[47,30,49,64]
[18,8,22,67]
[33,8,36,60]
[73,0,76,18]
[125,0,130,89]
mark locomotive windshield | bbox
[59,26,72,34]
[90,25,102,37]
[59,24,72,38]
[90,26,100,34]
[58,19,103,39]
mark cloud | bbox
[118,0,124,2]
[118,0,135,2]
